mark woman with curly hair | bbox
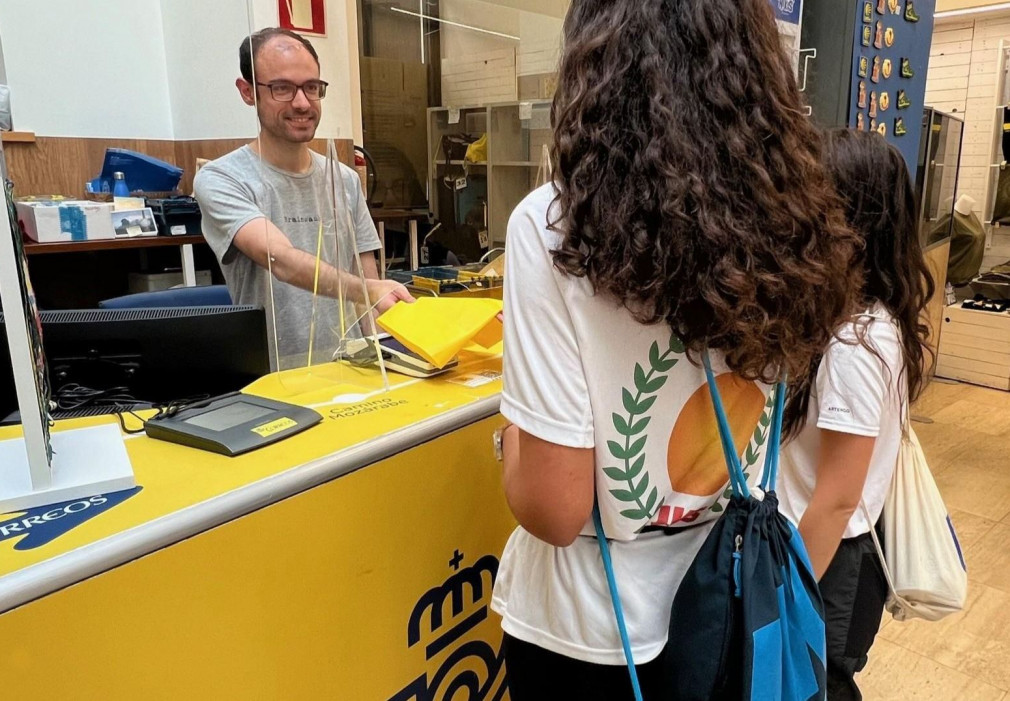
[491,0,862,698]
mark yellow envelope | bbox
[377,297,503,368]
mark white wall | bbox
[0,23,7,83]
[439,0,563,106]
[160,0,258,140]
[516,10,563,78]
[441,0,519,59]
[0,0,174,139]
[0,0,362,142]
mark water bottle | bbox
[112,171,130,197]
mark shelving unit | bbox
[427,100,552,259]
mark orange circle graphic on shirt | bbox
[667,374,767,497]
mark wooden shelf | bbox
[435,160,486,166]
[435,160,538,167]
[1,131,36,144]
[368,207,428,221]
[24,234,206,255]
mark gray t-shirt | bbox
[194,146,380,370]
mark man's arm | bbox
[233,217,411,313]
[358,251,380,280]
[349,168,383,282]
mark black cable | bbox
[116,410,147,435]
[114,391,217,436]
[53,383,147,412]
[52,383,212,433]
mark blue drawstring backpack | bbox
[595,352,826,701]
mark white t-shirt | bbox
[492,184,776,665]
[778,306,904,539]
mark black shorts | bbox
[502,633,667,701]
[819,531,889,701]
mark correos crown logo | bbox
[388,551,507,701]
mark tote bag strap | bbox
[861,383,914,611]
[593,502,644,701]
[859,499,914,612]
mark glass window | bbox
[357,0,565,264]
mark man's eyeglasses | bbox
[255,80,328,102]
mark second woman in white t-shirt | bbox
[778,129,935,701]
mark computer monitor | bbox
[0,306,270,421]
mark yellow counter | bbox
[0,356,514,700]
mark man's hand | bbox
[367,279,415,315]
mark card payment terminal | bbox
[144,393,322,456]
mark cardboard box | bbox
[128,271,212,293]
[16,200,115,243]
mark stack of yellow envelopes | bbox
[377,297,503,369]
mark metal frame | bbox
[918,107,965,251]
[0,138,49,488]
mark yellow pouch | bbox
[465,134,488,164]
[377,297,503,369]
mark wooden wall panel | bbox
[3,137,354,199]
[441,48,517,106]
[4,137,88,198]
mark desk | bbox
[0,131,36,144]
[24,234,205,287]
[0,357,512,699]
[370,207,428,274]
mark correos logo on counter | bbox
[0,486,142,551]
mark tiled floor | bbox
[858,380,1010,701]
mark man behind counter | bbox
[195,27,412,369]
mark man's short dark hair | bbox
[239,27,320,83]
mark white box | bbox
[936,304,1010,391]
[0,423,135,513]
[16,200,115,243]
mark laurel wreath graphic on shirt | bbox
[709,394,775,514]
[604,333,684,521]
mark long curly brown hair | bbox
[784,129,935,436]
[549,0,862,391]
